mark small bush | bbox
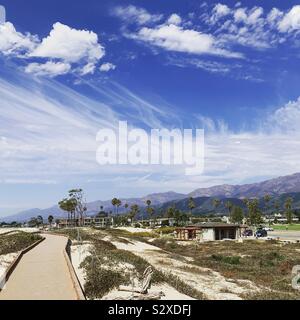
[154,227,176,235]
[164,273,205,300]
[211,254,241,265]
[83,261,125,299]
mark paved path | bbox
[0,234,78,300]
[268,230,300,241]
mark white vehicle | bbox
[263,227,274,232]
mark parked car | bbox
[255,228,267,237]
[243,229,253,237]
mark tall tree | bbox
[246,198,263,226]
[58,197,76,227]
[230,206,244,224]
[129,204,140,223]
[225,201,233,215]
[145,200,154,220]
[263,194,272,215]
[188,197,196,216]
[284,197,293,224]
[166,206,175,218]
[212,199,221,213]
[69,189,87,226]
[37,215,43,227]
[111,198,119,215]
[124,203,129,214]
[274,200,280,213]
[48,215,54,228]
[116,199,122,215]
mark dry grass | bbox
[152,238,300,299]
[0,231,42,255]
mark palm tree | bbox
[188,197,196,216]
[124,203,129,211]
[37,215,43,228]
[263,194,271,215]
[274,200,280,213]
[111,198,119,215]
[145,200,154,221]
[48,215,54,228]
[212,199,221,213]
[284,197,293,224]
[225,201,233,215]
[116,199,122,215]
[129,204,140,223]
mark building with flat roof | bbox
[174,223,246,241]
[58,216,113,228]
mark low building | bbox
[58,216,113,228]
[174,223,245,241]
[263,214,299,224]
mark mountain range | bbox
[2,172,300,222]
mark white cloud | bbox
[278,5,300,32]
[267,97,300,132]
[80,62,96,75]
[135,24,243,58]
[0,5,5,24]
[247,7,264,25]
[234,8,248,23]
[25,61,71,77]
[212,3,230,19]
[0,21,106,77]
[267,8,283,25]
[112,5,163,25]
[30,22,104,64]
[167,14,182,25]
[0,22,38,56]
[99,62,116,72]
[233,6,263,25]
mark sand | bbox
[70,243,92,287]
[111,238,259,300]
[116,227,153,234]
[0,228,39,234]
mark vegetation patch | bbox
[163,273,205,300]
[154,227,177,235]
[151,238,300,299]
[0,232,42,255]
[80,238,165,299]
[51,228,92,241]
[211,254,241,265]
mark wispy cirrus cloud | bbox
[1,62,300,194]
[111,5,163,26]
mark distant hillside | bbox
[3,172,300,222]
[157,192,300,215]
[188,173,300,198]
[0,191,186,222]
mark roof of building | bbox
[176,222,244,230]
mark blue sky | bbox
[1,0,300,216]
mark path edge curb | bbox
[63,239,86,300]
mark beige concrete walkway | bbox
[0,234,78,300]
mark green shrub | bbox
[154,227,176,235]
[83,261,125,299]
[0,232,42,255]
[211,254,241,265]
